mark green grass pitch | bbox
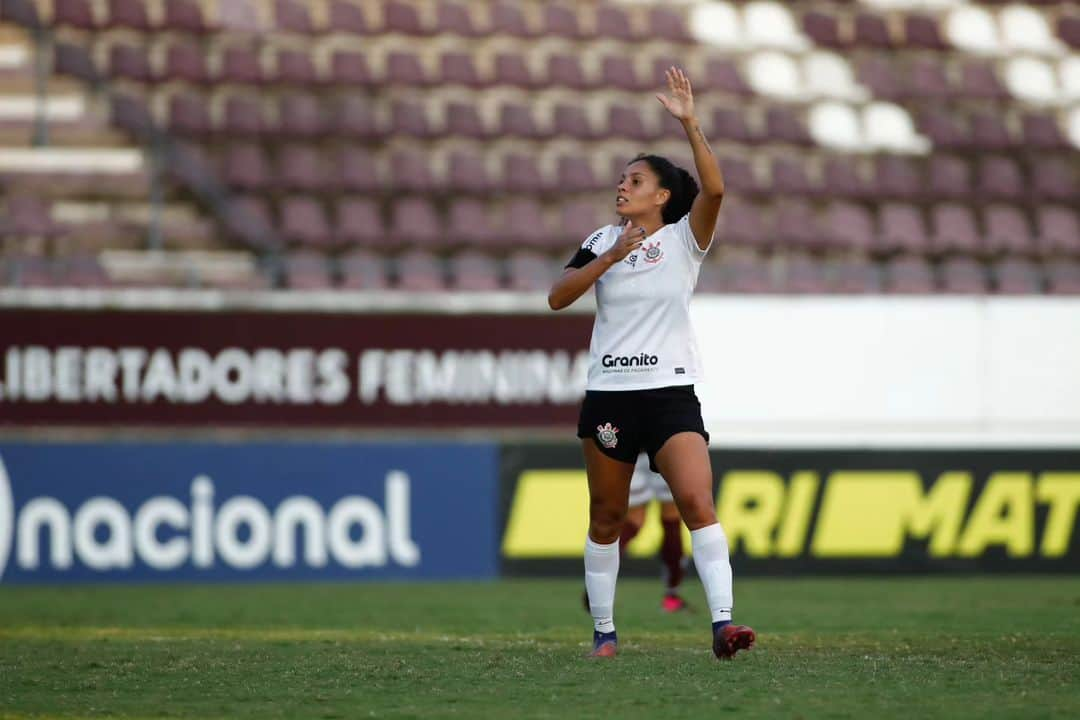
[1,577,1078,719]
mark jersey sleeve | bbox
[673,213,712,260]
[565,225,615,269]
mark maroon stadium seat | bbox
[219,45,264,85]
[959,61,1008,100]
[552,103,595,139]
[822,157,869,198]
[218,0,261,32]
[711,108,760,144]
[969,112,1014,151]
[450,251,503,291]
[106,0,152,31]
[283,251,333,290]
[389,198,442,248]
[385,50,431,86]
[436,2,481,36]
[1031,158,1078,203]
[275,0,314,33]
[444,101,491,138]
[108,42,154,83]
[1057,15,1080,48]
[718,156,764,196]
[993,258,1042,294]
[543,4,586,39]
[903,14,948,50]
[334,146,381,193]
[273,48,319,85]
[782,254,828,294]
[276,93,326,137]
[164,0,207,33]
[498,102,546,139]
[600,55,650,92]
[507,250,557,291]
[547,53,591,90]
[873,155,922,199]
[281,196,332,247]
[327,0,368,34]
[824,202,875,253]
[648,7,691,42]
[329,50,375,86]
[390,99,434,138]
[976,156,1025,201]
[501,153,551,194]
[775,201,825,252]
[384,0,427,35]
[395,250,446,291]
[332,96,382,140]
[855,56,904,100]
[927,156,972,200]
[716,199,770,249]
[447,151,493,194]
[1020,113,1068,150]
[493,51,538,88]
[339,249,389,290]
[765,107,812,146]
[277,144,327,192]
[931,205,981,256]
[701,58,753,97]
[559,201,605,249]
[1035,206,1080,257]
[440,51,483,87]
[335,198,384,248]
[906,58,951,99]
[802,11,845,49]
[223,142,272,191]
[556,155,601,193]
[53,41,98,84]
[164,41,210,84]
[1045,261,1080,294]
[53,0,98,30]
[491,1,536,37]
[854,13,893,48]
[917,109,967,149]
[983,205,1034,256]
[501,198,551,249]
[596,4,638,41]
[224,196,281,251]
[939,257,988,294]
[770,157,818,197]
[447,199,499,247]
[884,255,936,294]
[878,203,929,256]
[388,150,437,193]
[167,91,211,136]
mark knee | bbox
[679,494,717,530]
[589,502,626,544]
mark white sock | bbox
[690,523,733,623]
[584,536,620,633]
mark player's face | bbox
[615,161,668,219]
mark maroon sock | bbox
[619,521,642,556]
[660,519,684,591]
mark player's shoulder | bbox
[582,224,617,252]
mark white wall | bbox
[690,297,1080,447]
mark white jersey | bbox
[582,214,710,391]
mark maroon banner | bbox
[0,310,593,427]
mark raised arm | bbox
[656,67,724,250]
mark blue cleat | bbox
[590,630,618,658]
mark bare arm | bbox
[657,67,724,250]
[548,220,646,310]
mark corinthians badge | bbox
[596,422,620,449]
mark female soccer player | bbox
[549,67,755,660]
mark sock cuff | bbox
[690,523,726,545]
[585,536,620,554]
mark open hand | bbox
[656,66,695,122]
[606,219,648,262]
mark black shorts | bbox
[576,385,709,471]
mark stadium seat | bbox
[218,0,262,33]
[334,146,382,193]
[219,45,264,85]
[927,155,972,200]
[884,255,936,294]
[384,0,427,35]
[449,251,503,291]
[436,1,482,37]
[878,203,929,256]
[446,151,493,194]
[223,142,272,191]
[556,155,602,193]
[939,257,989,294]
[275,0,315,34]
[335,198,385,248]
[959,61,1008,100]
[854,12,893,49]
[220,93,265,136]
[395,250,446,291]
[331,96,382,139]
[802,11,844,49]
[993,258,1043,294]
[809,102,862,151]
[945,6,1000,54]
[164,41,211,85]
[551,103,595,139]
[53,0,99,30]
[224,196,280,251]
[338,249,389,290]
[776,200,825,251]
[167,91,212,136]
[389,198,442,248]
[106,0,152,31]
[931,204,981,256]
[1045,261,1080,294]
[822,157,869,198]
[164,0,207,33]
[743,2,807,51]
[327,0,369,35]
[782,254,828,293]
[273,48,319,86]
[832,257,883,294]
[385,50,431,86]
[329,50,375,87]
[559,201,605,249]
[447,199,499,247]
[903,14,948,50]
[501,154,551,195]
[388,150,437,193]
[506,250,557,291]
[976,156,1025,201]
[765,107,813,145]
[390,99,434,138]
[501,198,552,249]
[711,108,761,144]
[281,196,332,247]
[906,58,951,99]
[824,202,875,253]
[493,52,538,88]
[716,199,770,249]
[1004,57,1060,105]
[547,53,590,90]
[440,51,483,87]
[873,155,922,200]
[746,52,804,100]
[596,4,638,41]
[444,101,491,139]
[720,156,765,196]
[999,5,1062,54]
[277,145,326,193]
[283,251,333,290]
[969,112,1014,151]
[856,56,904,100]
[983,205,1035,257]
[1035,206,1080,257]
[1020,113,1068,150]
[1031,158,1078,202]
[498,102,546,139]
[600,55,650,92]
[701,58,753,97]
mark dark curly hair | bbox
[630,154,699,224]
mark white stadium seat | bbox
[803,52,870,102]
[689,2,744,50]
[998,5,1063,56]
[1067,107,1080,150]
[746,51,804,100]
[945,6,1001,55]
[863,103,931,154]
[1059,57,1080,102]
[742,2,809,51]
[809,101,864,151]
[1004,56,1061,105]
